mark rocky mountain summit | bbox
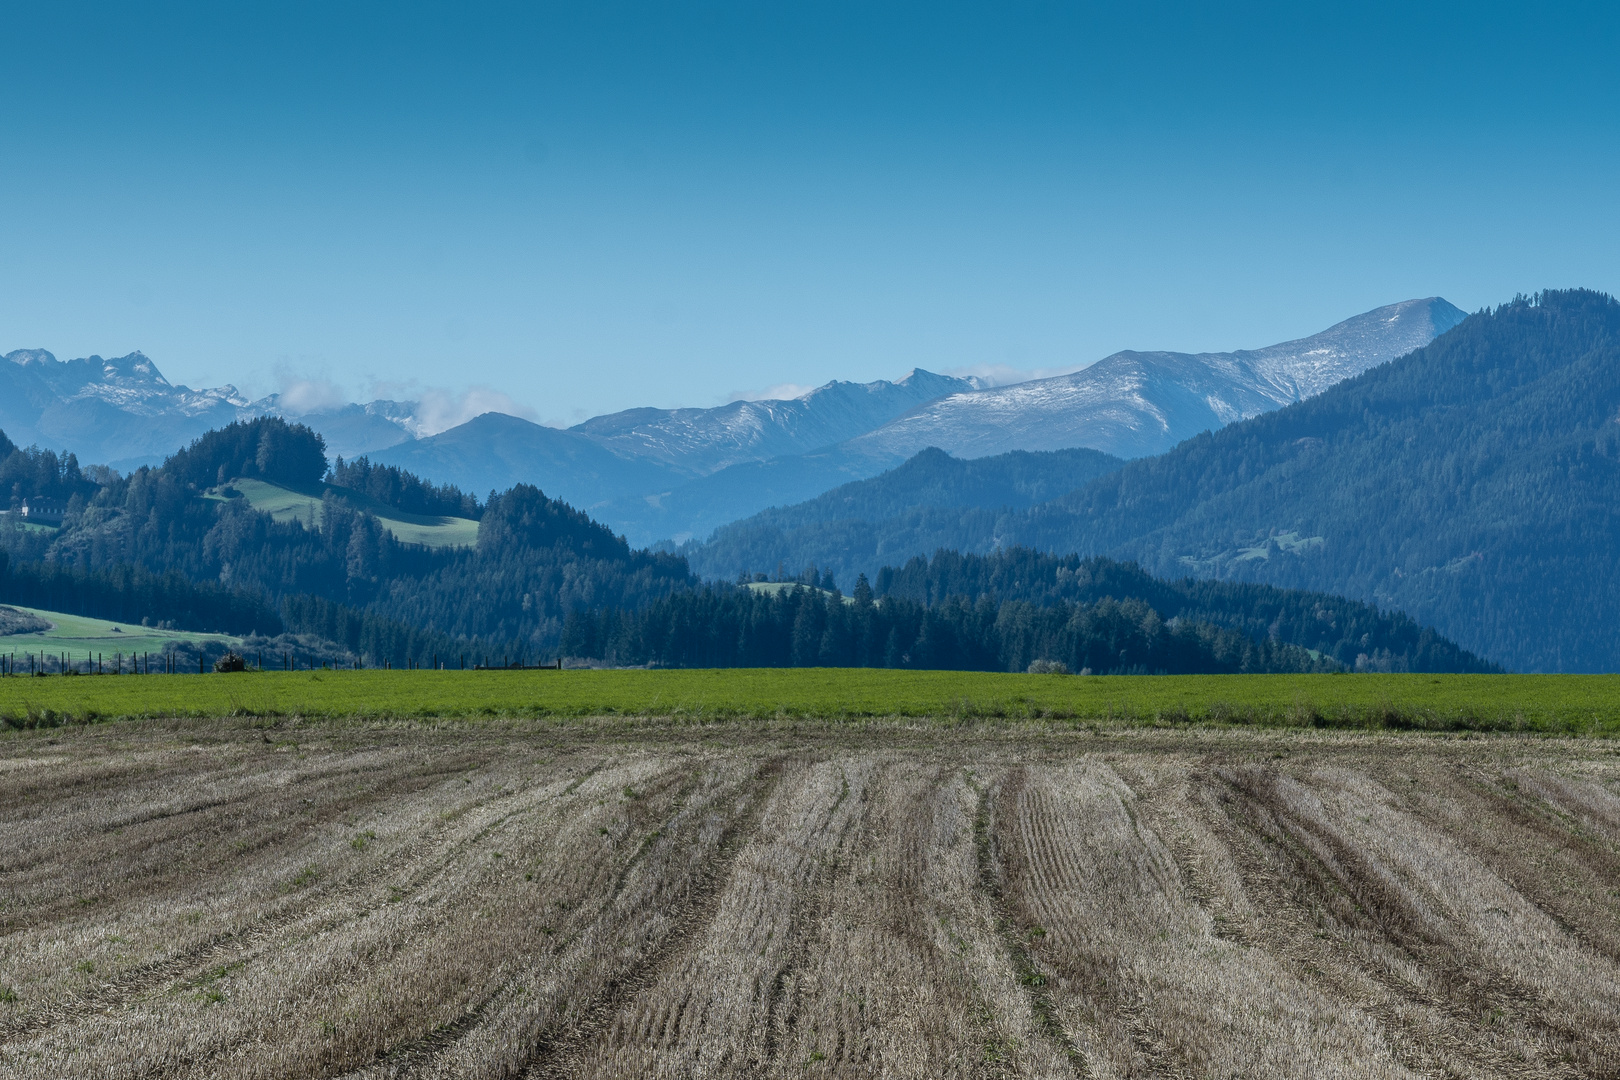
[0,348,423,467]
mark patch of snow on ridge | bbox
[569,367,981,476]
[840,297,1468,463]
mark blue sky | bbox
[1,1,1616,427]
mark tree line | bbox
[560,571,1335,673]
[0,430,99,511]
[874,548,1495,673]
[328,455,482,519]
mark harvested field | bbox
[0,718,1616,1078]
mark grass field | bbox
[745,581,854,604]
[0,519,57,536]
[215,478,480,549]
[0,718,1614,1078]
[1,667,1620,732]
[0,605,242,669]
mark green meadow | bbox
[0,667,1617,733]
[0,605,243,668]
[214,477,480,549]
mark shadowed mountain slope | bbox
[684,446,1123,584]
[998,289,1620,672]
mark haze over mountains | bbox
[0,295,1464,545]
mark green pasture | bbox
[0,605,242,667]
[0,667,1617,733]
[7,520,58,536]
[745,582,855,604]
[213,478,480,549]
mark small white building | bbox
[18,498,65,525]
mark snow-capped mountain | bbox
[365,369,980,510]
[1,296,1467,546]
[0,348,425,467]
[2,348,249,416]
[0,349,250,468]
[568,368,979,477]
[840,298,1468,462]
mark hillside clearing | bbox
[0,720,1613,1078]
[0,605,242,663]
[214,478,480,549]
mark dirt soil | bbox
[0,717,1615,1079]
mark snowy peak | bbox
[4,349,60,367]
[842,298,1469,463]
[570,368,979,476]
[1226,296,1467,401]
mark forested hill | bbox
[0,417,693,660]
[562,549,1494,673]
[875,549,1494,674]
[1007,289,1620,672]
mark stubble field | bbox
[0,717,1616,1078]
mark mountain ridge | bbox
[569,367,980,476]
[841,297,1467,462]
[4,296,1463,544]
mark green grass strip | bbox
[0,668,1618,734]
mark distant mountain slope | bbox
[383,372,983,538]
[570,368,978,476]
[269,402,417,458]
[0,348,424,466]
[3,298,1461,546]
[589,298,1466,543]
[844,297,1466,461]
[0,349,249,468]
[684,446,1123,582]
[368,412,681,510]
[995,289,1620,672]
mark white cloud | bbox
[408,386,539,437]
[726,382,816,403]
[275,376,350,414]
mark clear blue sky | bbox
[2,1,1616,425]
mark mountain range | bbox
[689,290,1620,672]
[376,297,1464,541]
[5,287,1610,672]
[4,295,1462,544]
[0,348,425,469]
[838,296,1466,462]
[0,411,1492,675]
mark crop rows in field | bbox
[2,669,1620,733]
[0,721,1615,1077]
